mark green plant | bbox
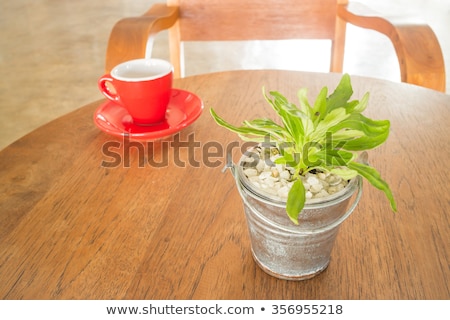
[210,74,397,224]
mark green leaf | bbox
[242,119,288,141]
[310,107,350,142]
[297,87,315,119]
[330,167,359,180]
[264,90,312,147]
[348,92,369,114]
[264,91,303,139]
[210,108,268,139]
[330,113,390,135]
[329,114,391,151]
[313,148,355,167]
[339,131,390,151]
[331,129,365,141]
[286,179,306,224]
[311,87,328,123]
[348,161,397,212]
[326,74,354,113]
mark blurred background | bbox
[0,0,448,150]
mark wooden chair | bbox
[105,0,446,92]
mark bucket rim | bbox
[234,154,361,210]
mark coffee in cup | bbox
[98,58,173,125]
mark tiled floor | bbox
[1,0,449,150]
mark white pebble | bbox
[244,168,258,177]
[258,171,272,180]
[256,160,265,172]
[314,190,330,198]
[320,180,329,189]
[271,168,279,178]
[327,175,342,186]
[327,186,338,194]
[307,176,320,185]
[310,183,323,193]
[277,186,290,199]
[264,178,275,187]
[275,163,284,173]
[280,170,291,180]
[318,172,327,180]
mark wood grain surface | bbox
[0,70,449,299]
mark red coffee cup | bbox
[98,59,173,125]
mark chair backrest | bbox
[105,0,445,91]
[167,0,348,77]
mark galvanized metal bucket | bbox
[230,156,363,280]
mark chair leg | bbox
[169,20,183,78]
[331,15,347,73]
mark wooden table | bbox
[0,70,449,299]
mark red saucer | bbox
[93,89,203,140]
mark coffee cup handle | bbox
[98,75,119,102]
